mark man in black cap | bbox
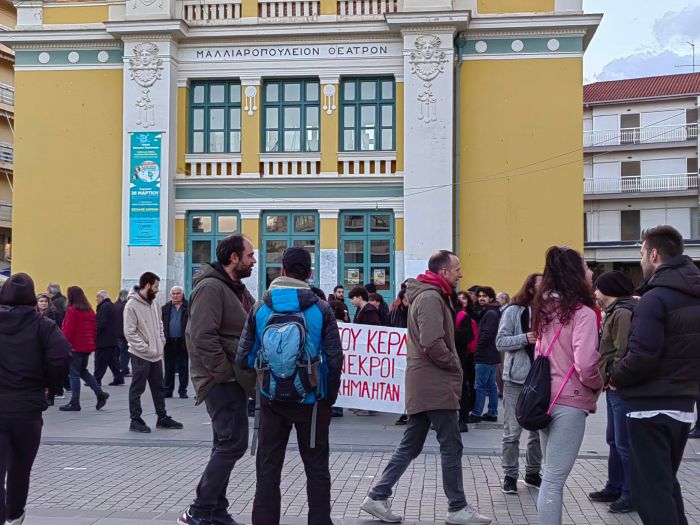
[610,225,700,524]
[237,247,343,525]
[588,271,637,514]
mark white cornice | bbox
[386,11,470,31]
[184,21,393,39]
[466,28,586,39]
[105,20,188,39]
[13,40,122,50]
[0,29,116,45]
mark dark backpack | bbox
[516,323,575,431]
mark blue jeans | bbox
[471,363,498,418]
[117,338,130,375]
[605,390,631,499]
[69,352,103,405]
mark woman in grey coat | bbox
[496,273,543,495]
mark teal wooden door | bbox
[339,211,395,303]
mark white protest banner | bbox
[334,322,407,414]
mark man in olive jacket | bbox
[180,234,257,525]
[361,251,492,525]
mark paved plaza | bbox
[26,379,700,524]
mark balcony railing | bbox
[584,174,699,195]
[0,84,13,107]
[0,142,13,165]
[584,124,698,147]
[182,0,242,23]
[181,154,242,178]
[338,151,397,176]
[337,0,397,15]
[260,153,321,176]
[259,0,319,17]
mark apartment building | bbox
[584,73,700,285]
[0,0,13,267]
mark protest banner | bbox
[333,322,407,414]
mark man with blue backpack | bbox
[236,247,343,525]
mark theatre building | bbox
[2,0,600,299]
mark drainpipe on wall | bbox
[453,35,467,255]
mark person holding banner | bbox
[361,250,492,525]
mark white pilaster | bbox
[402,29,456,278]
[121,38,179,301]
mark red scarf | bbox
[417,270,453,296]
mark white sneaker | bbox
[446,505,492,525]
[360,496,403,522]
[5,513,25,525]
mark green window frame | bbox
[260,211,319,291]
[262,79,320,153]
[185,211,241,294]
[340,78,395,152]
[189,80,242,154]
[339,210,395,303]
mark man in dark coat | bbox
[469,287,501,423]
[47,283,67,317]
[162,286,189,398]
[349,287,381,325]
[93,291,124,386]
[610,225,700,525]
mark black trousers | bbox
[94,345,123,385]
[252,398,333,525]
[191,382,249,519]
[129,355,167,420]
[163,338,189,396]
[0,416,43,523]
[628,414,690,525]
[459,354,476,421]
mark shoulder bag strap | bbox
[544,321,576,414]
[536,322,565,358]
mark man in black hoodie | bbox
[610,225,700,525]
[0,273,71,525]
[468,287,501,424]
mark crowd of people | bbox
[0,224,699,525]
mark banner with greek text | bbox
[128,132,162,246]
[334,323,407,414]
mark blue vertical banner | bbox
[129,132,162,246]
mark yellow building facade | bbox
[2,0,600,299]
[0,0,14,268]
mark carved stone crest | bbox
[409,35,449,123]
[128,43,163,88]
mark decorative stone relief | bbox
[244,86,258,116]
[132,0,163,10]
[128,43,164,130]
[322,84,337,115]
[409,35,448,123]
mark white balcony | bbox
[338,151,397,176]
[258,0,319,17]
[337,0,397,16]
[0,142,13,166]
[584,124,698,148]
[584,173,699,195]
[0,83,13,107]
[180,154,242,178]
[260,152,321,176]
[181,0,242,24]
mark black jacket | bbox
[96,298,119,349]
[113,300,126,340]
[0,305,72,416]
[475,303,501,365]
[354,303,382,326]
[611,255,700,412]
[162,300,189,339]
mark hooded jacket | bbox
[124,287,165,363]
[610,255,700,412]
[597,297,636,386]
[62,306,97,353]
[186,263,256,404]
[236,276,343,405]
[475,303,502,365]
[404,278,462,415]
[354,302,382,326]
[496,304,533,384]
[0,305,72,416]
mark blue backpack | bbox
[255,311,326,404]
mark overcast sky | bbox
[584,0,700,84]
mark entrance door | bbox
[339,210,394,303]
[185,211,240,294]
[260,211,319,291]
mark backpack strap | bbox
[537,323,565,358]
[310,401,318,449]
[547,364,576,415]
[251,388,261,456]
